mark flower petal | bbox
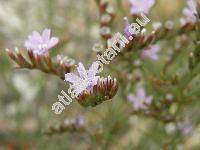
[65,73,82,85]
[127,94,136,102]
[152,45,160,53]
[149,53,158,60]
[24,41,35,49]
[42,29,51,43]
[48,37,59,49]
[32,31,42,43]
[137,88,145,99]
[124,17,132,38]
[77,62,87,79]
[88,62,99,78]
[145,96,153,105]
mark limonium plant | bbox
[5,0,200,149]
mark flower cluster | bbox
[123,16,161,60]
[65,62,118,107]
[6,29,73,80]
[5,0,200,147]
[77,76,118,107]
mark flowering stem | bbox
[6,49,72,80]
[127,23,195,53]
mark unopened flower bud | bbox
[100,14,112,26]
[100,26,111,39]
[57,55,75,66]
[106,5,115,18]
[92,43,104,55]
[165,20,174,30]
[133,59,142,67]
[152,22,162,31]
[6,49,16,61]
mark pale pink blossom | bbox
[128,88,153,110]
[24,29,59,55]
[65,62,100,94]
[141,45,160,61]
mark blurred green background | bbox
[0,0,199,149]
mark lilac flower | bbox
[177,122,194,136]
[65,62,100,95]
[129,0,155,14]
[181,0,197,25]
[123,17,132,38]
[128,88,153,110]
[24,29,59,55]
[141,45,160,61]
[181,125,194,136]
[77,116,85,126]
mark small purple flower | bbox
[65,62,100,94]
[77,116,85,126]
[123,17,132,38]
[128,88,153,110]
[177,122,194,136]
[141,45,160,61]
[181,0,197,25]
[181,125,194,136]
[129,0,155,14]
[24,29,59,55]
